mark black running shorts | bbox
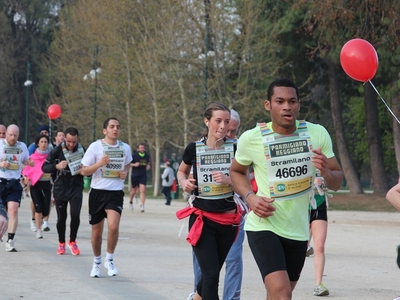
[88,188,124,225]
[309,208,328,223]
[246,230,307,282]
[131,176,147,188]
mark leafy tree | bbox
[37,0,400,196]
[299,0,400,194]
[0,0,60,143]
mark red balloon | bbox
[47,104,62,119]
[340,39,379,82]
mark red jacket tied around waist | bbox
[176,206,242,246]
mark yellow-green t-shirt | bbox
[235,120,335,241]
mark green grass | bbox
[327,192,397,212]
[84,183,398,212]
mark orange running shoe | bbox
[68,240,80,255]
[57,243,66,255]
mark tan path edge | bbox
[1,192,400,299]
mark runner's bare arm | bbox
[177,161,197,193]
[387,182,400,211]
[81,155,110,176]
[0,203,7,240]
[312,148,343,191]
[118,163,131,180]
[230,159,275,218]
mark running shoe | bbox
[57,243,66,255]
[313,283,329,296]
[397,245,400,268]
[90,262,101,278]
[42,221,50,232]
[104,259,118,276]
[68,240,80,255]
[134,195,138,204]
[306,245,314,257]
[140,205,145,212]
[187,292,196,300]
[36,229,43,239]
[30,219,37,232]
[5,239,17,252]
[129,202,133,211]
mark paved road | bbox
[2,193,400,299]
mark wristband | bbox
[178,177,187,183]
[244,191,255,202]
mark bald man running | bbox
[0,125,34,252]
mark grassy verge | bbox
[328,192,397,212]
[84,182,398,212]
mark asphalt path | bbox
[1,192,400,299]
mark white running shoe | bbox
[30,219,37,232]
[5,239,17,252]
[140,205,145,212]
[129,202,133,211]
[187,292,196,300]
[104,259,118,276]
[90,262,101,278]
[313,283,329,296]
[306,245,314,257]
[36,229,43,239]
[42,221,50,232]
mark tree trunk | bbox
[364,81,389,195]
[327,59,363,194]
[178,79,189,147]
[151,78,161,197]
[392,96,400,177]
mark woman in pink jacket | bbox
[22,134,51,239]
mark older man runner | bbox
[0,124,34,252]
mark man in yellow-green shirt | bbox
[230,78,343,299]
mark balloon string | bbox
[49,117,52,143]
[367,80,400,125]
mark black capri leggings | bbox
[189,213,237,300]
[30,185,51,217]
